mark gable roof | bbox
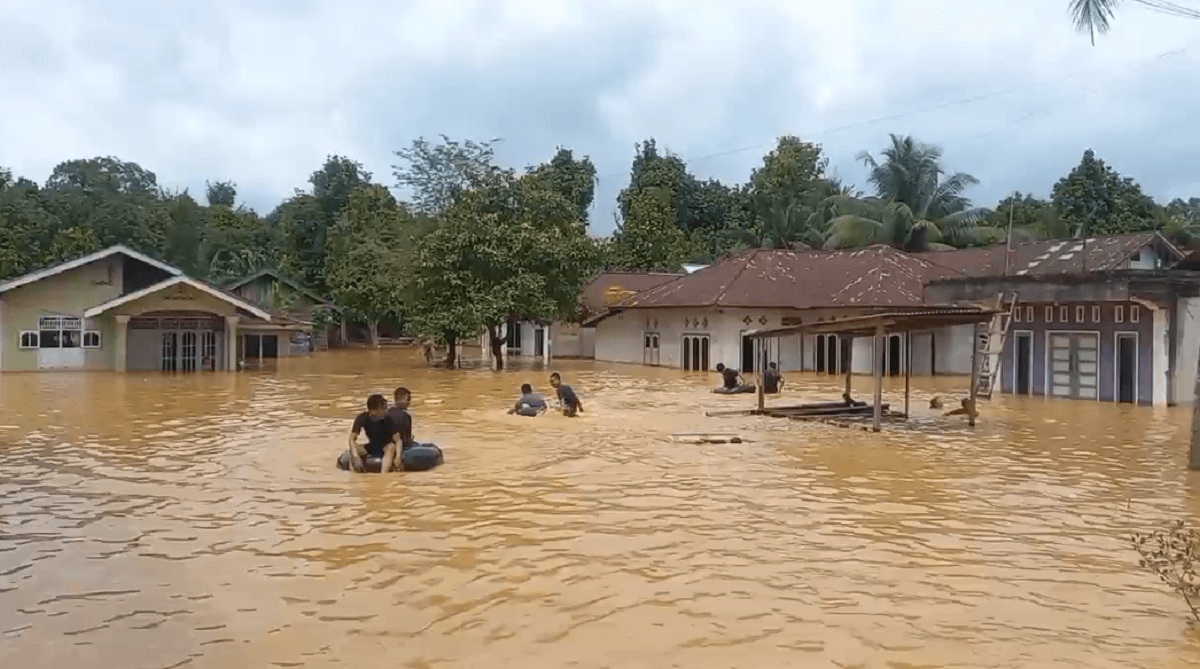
[621,246,965,310]
[916,233,1184,279]
[580,271,685,314]
[223,269,331,305]
[83,275,272,321]
[0,245,183,295]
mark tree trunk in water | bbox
[489,325,506,370]
[445,335,457,368]
[368,320,379,348]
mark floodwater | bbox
[2,349,1200,669]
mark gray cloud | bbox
[1,0,1198,233]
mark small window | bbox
[83,331,101,348]
[1045,306,1054,322]
[1092,306,1100,323]
[1075,306,1085,323]
[1013,307,1022,323]
[1026,306,1034,322]
[1130,305,1140,323]
[19,331,38,348]
[39,330,61,348]
[1116,305,1124,323]
[38,316,61,330]
[61,331,81,348]
[1059,306,1069,322]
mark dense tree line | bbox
[3,134,1198,366]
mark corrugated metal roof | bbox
[623,246,964,310]
[744,308,995,339]
[916,232,1183,279]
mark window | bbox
[1026,306,1034,322]
[1116,305,1124,323]
[1092,306,1100,323]
[83,331,101,348]
[1045,306,1054,322]
[36,314,83,349]
[1013,307,1022,323]
[1059,306,1069,322]
[1130,305,1140,323]
[1076,306,1085,323]
[19,331,38,348]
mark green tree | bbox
[408,171,599,369]
[203,206,273,283]
[325,185,414,347]
[393,135,502,216]
[163,191,210,276]
[1051,149,1157,236]
[205,180,237,207]
[526,147,597,222]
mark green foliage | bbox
[1131,520,1200,623]
[204,206,273,283]
[324,185,414,326]
[610,186,697,271]
[408,171,600,346]
[526,147,597,222]
[393,135,501,216]
[750,135,829,196]
[1051,149,1157,237]
[205,180,237,207]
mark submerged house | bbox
[921,233,1199,406]
[223,269,333,357]
[0,245,272,372]
[586,246,975,375]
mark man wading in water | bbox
[386,386,416,450]
[715,363,742,390]
[549,372,584,417]
[342,393,401,473]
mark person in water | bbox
[386,386,416,449]
[346,393,401,473]
[549,372,584,417]
[507,383,547,416]
[762,362,784,394]
[715,363,743,389]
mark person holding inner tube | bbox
[762,362,784,394]
[386,386,416,449]
[507,383,548,416]
[549,372,584,417]
[344,393,401,473]
[715,363,742,390]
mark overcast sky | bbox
[2,0,1198,234]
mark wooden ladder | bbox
[975,291,1019,399]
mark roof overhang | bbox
[223,269,332,306]
[0,245,183,295]
[83,276,272,321]
[744,308,995,339]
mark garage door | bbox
[1049,333,1098,400]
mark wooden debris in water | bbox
[671,433,748,444]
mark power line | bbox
[1132,0,1200,20]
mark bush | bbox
[1131,520,1200,623]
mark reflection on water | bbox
[3,348,1200,668]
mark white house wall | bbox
[1174,297,1200,406]
[594,308,804,371]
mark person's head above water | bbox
[521,383,533,395]
[393,386,411,409]
[549,372,562,388]
[366,393,387,417]
[715,363,726,372]
[768,362,777,370]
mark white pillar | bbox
[500,322,508,366]
[1154,305,1170,407]
[225,315,240,371]
[114,315,130,372]
[544,322,552,365]
[481,329,491,361]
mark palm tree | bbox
[1071,0,1120,45]
[823,134,998,250]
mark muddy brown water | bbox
[2,348,1200,668]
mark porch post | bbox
[873,324,884,432]
[904,332,911,419]
[225,315,240,371]
[756,336,765,413]
[844,337,853,399]
[544,322,552,365]
[114,315,130,372]
[968,324,980,428]
[1153,305,1169,407]
[482,328,491,362]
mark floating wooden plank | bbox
[703,409,759,417]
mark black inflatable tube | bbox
[713,384,756,395]
[337,443,444,473]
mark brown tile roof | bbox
[579,271,685,314]
[916,233,1183,278]
[623,245,965,310]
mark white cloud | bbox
[1,0,1197,227]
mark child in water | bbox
[386,386,416,449]
[507,383,547,416]
[549,372,584,417]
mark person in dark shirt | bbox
[762,362,784,394]
[715,363,742,389]
[386,386,416,449]
[347,393,401,473]
[507,383,547,416]
[549,372,584,417]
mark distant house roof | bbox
[580,271,686,315]
[916,233,1184,278]
[223,269,331,305]
[83,275,272,321]
[0,244,183,295]
[612,246,964,312]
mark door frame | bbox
[885,333,904,377]
[1043,329,1102,402]
[681,333,710,372]
[642,330,660,366]
[1012,330,1034,395]
[1114,331,1139,404]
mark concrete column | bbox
[544,322,551,365]
[500,322,508,367]
[114,315,130,372]
[873,324,884,432]
[1154,305,1170,407]
[225,315,240,371]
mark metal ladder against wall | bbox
[975,291,1020,399]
